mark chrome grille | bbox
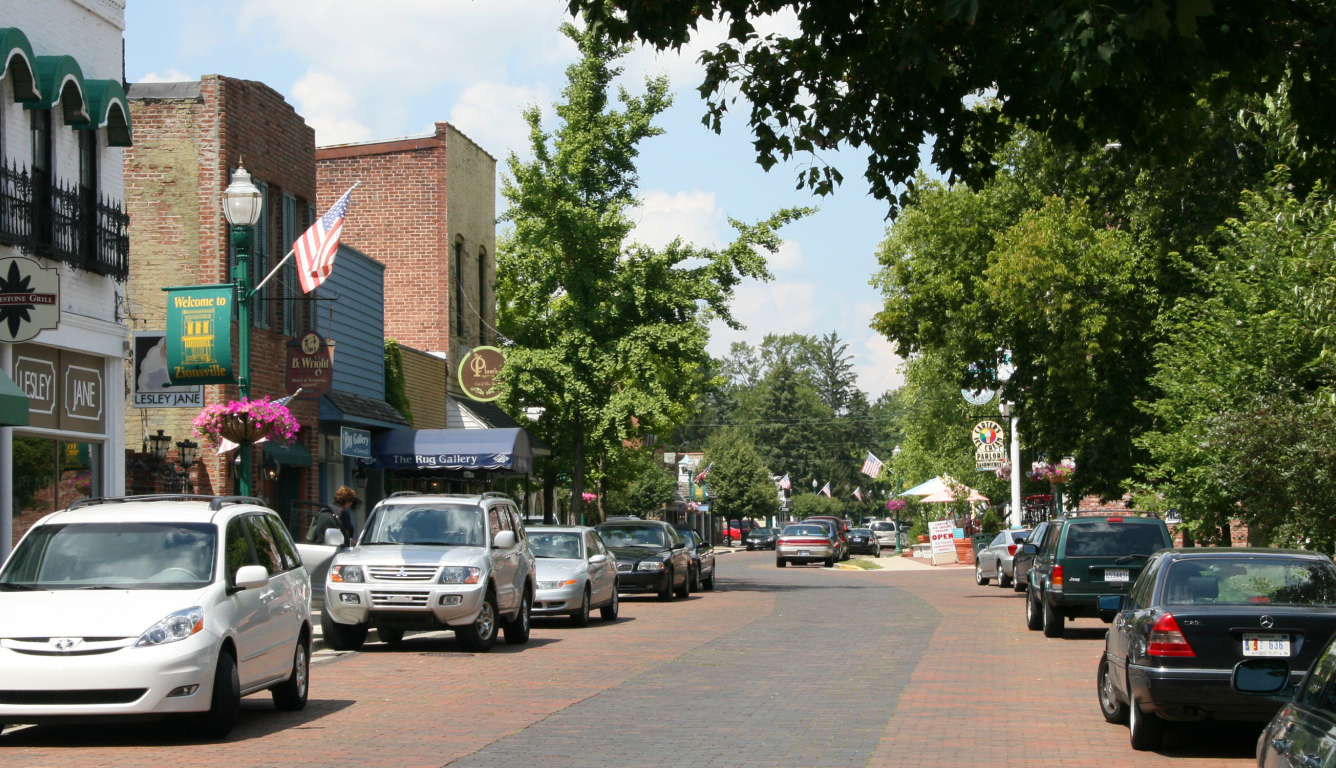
[367,565,439,582]
[617,562,633,573]
[369,590,431,608]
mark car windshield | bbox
[1164,558,1336,606]
[783,525,827,536]
[0,522,216,590]
[1062,522,1168,557]
[598,525,666,548]
[869,522,895,531]
[362,504,484,546]
[529,532,583,559]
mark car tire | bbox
[703,572,715,590]
[271,639,310,712]
[1013,575,1027,593]
[378,629,405,644]
[658,570,674,601]
[824,555,835,568]
[571,588,591,627]
[1025,587,1043,631]
[190,649,240,740]
[320,610,367,651]
[776,558,787,568]
[1042,593,1065,638]
[999,570,1013,588]
[600,587,619,621]
[691,566,702,592]
[456,590,499,652]
[503,589,532,645]
[1128,692,1164,751]
[1098,656,1129,725]
[675,568,691,598]
[975,562,989,586]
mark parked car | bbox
[1099,548,1336,751]
[0,495,313,739]
[1011,520,1049,593]
[847,529,882,556]
[596,520,692,601]
[1234,629,1336,767]
[1023,514,1172,638]
[776,523,838,568]
[802,518,849,561]
[527,526,619,625]
[721,520,754,547]
[867,520,899,551]
[745,527,779,551]
[322,492,535,653]
[974,529,1031,587]
[674,528,716,591]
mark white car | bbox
[867,520,900,551]
[0,495,313,739]
[527,525,619,625]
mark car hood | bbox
[0,588,210,638]
[607,545,670,561]
[536,559,587,579]
[337,545,488,568]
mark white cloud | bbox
[769,240,805,273]
[708,280,819,355]
[854,333,905,398]
[137,68,193,83]
[449,81,552,160]
[632,189,725,249]
[290,70,374,145]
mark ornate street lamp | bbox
[148,429,171,462]
[176,439,198,468]
[222,163,263,496]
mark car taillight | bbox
[1148,613,1196,657]
[1050,564,1064,589]
[1007,545,1017,556]
[1107,517,1123,523]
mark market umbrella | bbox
[919,486,989,503]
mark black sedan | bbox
[847,529,881,556]
[1235,633,1336,768]
[595,520,692,601]
[673,526,716,591]
[745,528,779,551]
[1097,547,1336,751]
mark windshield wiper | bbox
[76,585,126,590]
[0,582,40,591]
[1114,554,1150,564]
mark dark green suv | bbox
[1022,514,1172,638]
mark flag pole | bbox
[253,181,359,295]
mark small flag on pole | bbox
[694,462,713,484]
[820,482,832,498]
[294,187,353,293]
[853,487,863,501]
[861,451,884,479]
[778,474,791,490]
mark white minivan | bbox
[0,495,313,739]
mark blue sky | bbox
[125,0,909,397]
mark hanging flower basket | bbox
[581,492,598,503]
[886,498,906,512]
[1030,457,1076,484]
[193,397,300,449]
[995,461,1012,481]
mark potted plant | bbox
[193,397,301,449]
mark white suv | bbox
[0,495,313,739]
[321,492,535,652]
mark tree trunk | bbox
[571,428,585,524]
[542,472,557,525]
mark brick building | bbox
[122,76,320,520]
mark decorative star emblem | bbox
[0,260,35,338]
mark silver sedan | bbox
[528,526,619,625]
[974,528,1031,588]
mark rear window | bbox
[1008,529,1031,542]
[850,529,872,536]
[1164,558,1336,607]
[783,525,827,536]
[869,522,895,531]
[1062,522,1168,557]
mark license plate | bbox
[1105,569,1129,583]
[798,550,810,556]
[1243,633,1290,657]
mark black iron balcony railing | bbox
[0,161,129,281]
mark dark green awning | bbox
[263,440,312,466]
[0,369,29,427]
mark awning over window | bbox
[264,440,312,467]
[373,428,535,473]
[0,369,29,427]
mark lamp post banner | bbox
[165,285,235,386]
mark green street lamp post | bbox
[222,164,264,497]
[891,445,903,552]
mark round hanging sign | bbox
[459,346,505,402]
[962,387,996,406]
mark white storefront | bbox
[0,1,133,554]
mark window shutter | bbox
[282,194,297,336]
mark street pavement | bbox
[0,552,1261,767]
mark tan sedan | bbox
[775,523,837,568]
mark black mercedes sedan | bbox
[595,520,692,602]
[1097,547,1336,751]
[745,527,779,551]
[847,528,882,556]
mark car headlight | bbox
[439,566,481,584]
[636,561,665,572]
[135,607,204,648]
[330,565,364,583]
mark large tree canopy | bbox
[571,0,1336,209]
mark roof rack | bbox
[64,494,267,512]
[388,491,422,498]
[482,492,511,500]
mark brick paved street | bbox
[0,552,1261,767]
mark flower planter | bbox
[917,535,929,544]
[216,414,270,444]
[193,397,300,449]
[954,538,975,565]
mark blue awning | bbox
[373,428,534,473]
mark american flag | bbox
[694,462,713,484]
[853,487,862,501]
[820,482,832,498]
[295,187,353,293]
[860,451,884,479]
[778,474,791,490]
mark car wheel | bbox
[1098,656,1128,725]
[1128,691,1164,751]
[190,648,240,739]
[1025,587,1043,631]
[658,570,674,601]
[975,562,989,586]
[378,629,405,644]
[824,555,835,568]
[703,572,715,590]
[320,610,367,651]
[271,639,310,711]
[599,587,619,621]
[776,557,787,568]
[455,591,499,652]
[571,588,591,627]
[691,566,702,592]
[503,589,532,644]
[999,570,1014,588]
[675,568,691,598]
[1042,593,1065,638]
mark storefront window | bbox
[14,437,100,522]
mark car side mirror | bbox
[588,553,608,564]
[324,528,345,548]
[1097,594,1128,623]
[493,530,517,549]
[1021,543,1038,555]
[233,564,269,591]
[671,541,685,550]
[1232,658,1292,698]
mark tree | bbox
[703,429,776,524]
[790,491,843,520]
[742,351,830,489]
[496,24,809,521]
[570,1,1336,211]
[605,454,678,517]
[808,331,857,415]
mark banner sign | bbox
[378,452,514,470]
[459,346,504,402]
[165,285,234,385]
[286,332,335,398]
[928,520,956,555]
[0,256,59,343]
[973,419,1006,471]
[340,426,372,459]
[133,331,203,408]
